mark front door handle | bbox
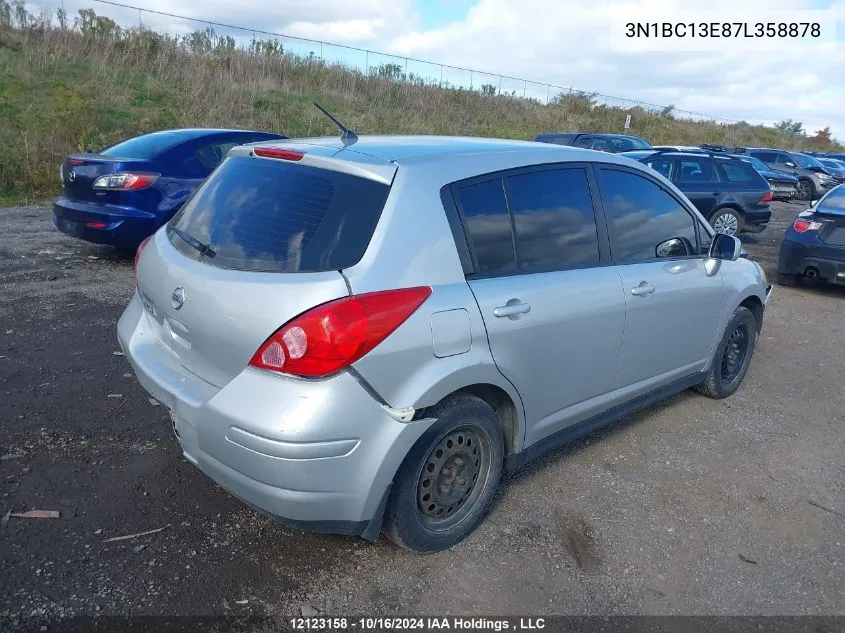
[631,282,655,297]
[493,301,531,318]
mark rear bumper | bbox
[117,293,432,538]
[53,197,163,249]
[778,238,845,284]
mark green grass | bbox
[0,15,840,205]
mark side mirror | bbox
[709,233,742,261]
[809,199,817,207]
[655,237,691,258]
[704,233,742,275]
[784,161,796,168]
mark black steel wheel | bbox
[383,394,504,553]
[415,426,491,530]
[695,306,758,399]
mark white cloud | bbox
[385,0,845,139]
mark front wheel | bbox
[796,179,815,201]
[710,208,742,236]
[695,306,757,399]
[382,394,504,553]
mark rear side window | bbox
[168,156,390,272]
[718,162,751,183]
[454,179,516,275]
[572,136,594,149]
[101,132,186,158]
[598,168,698,261]
[505,169,599,271]
[194,141,241,173]
[677,158,717,183]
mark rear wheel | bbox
[695,306,757,399]
[796,179,815,201]
[710,208,742,236]
[383,394,504,553]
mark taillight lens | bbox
[135,235,153,286]
[93,172,159,190]
[759,190,773,203]
[253,147,305,161]
[250,287,432,378]
[793,219,822,233]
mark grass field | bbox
[1,3,840,205]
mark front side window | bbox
[505,168,600,272]
[598,168,699,262]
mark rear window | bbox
[167,156,390,272]
[100,132,188,159]
[819,187,845,212]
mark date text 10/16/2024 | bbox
[290,617,547,631]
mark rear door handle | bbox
[493,302,531,318]
[631,282,655,297]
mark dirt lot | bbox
[1,201,843,622]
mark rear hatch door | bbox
[135,146,395,388]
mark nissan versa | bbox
[118,135,772,553]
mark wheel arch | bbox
[416,383,523,457]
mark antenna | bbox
[313,103,358,146]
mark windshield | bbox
[738,156,768,172]
[621,136,653,150]
[819,159,842,170]
[791,153,824,169]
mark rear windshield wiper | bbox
[171,226,216,258]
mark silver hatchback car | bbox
[118,136,772,553]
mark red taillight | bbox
[793,219,822,233]
[134,235,153,286]
[249,287,432,378]
[253,147,305,161]
[86,221,107,228]
[93,172,159,190]
[759,191,773,203]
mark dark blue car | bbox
[778,184,845,287]
[53,128,287,249]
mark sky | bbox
[35,0,845,140]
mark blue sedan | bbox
[53,128,287,249]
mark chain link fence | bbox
[39,0,737,125]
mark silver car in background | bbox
[118,136,772,553]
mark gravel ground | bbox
[0,201,843,622]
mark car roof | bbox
[239,135,653,185]
[251,135,618,165]
[623,149,739,160]
[140,128,283,140]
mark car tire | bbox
[797,179,815,201]
[710,208,743,236]
[382,393,504,553]
[694,306,757,400]
[776,272,800,287]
